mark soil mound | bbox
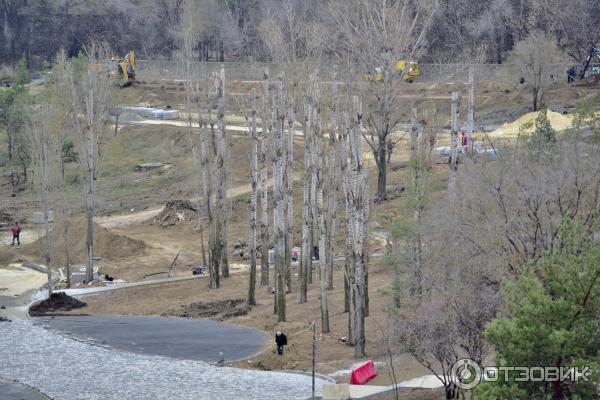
[153,200,197,227]
[29,292,87,316]
[23,218,146,264]
[172,299,249,321]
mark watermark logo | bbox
[450,359,592,390]
[451,358,482,390]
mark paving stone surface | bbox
[0,321,324,400]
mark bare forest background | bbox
[2,0,599,68]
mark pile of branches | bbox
[153,200,197,227]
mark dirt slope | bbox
[21,218,147,264]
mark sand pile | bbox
[23,218,146,264]
[488,110,573,137]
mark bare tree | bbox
[450,137,600,275]
[332,0,438,201]
[247,88,258,306]
[58,137,72,288]
[29,102,54,296]
[467,65,475,153]
[393,302,460,399]
[273,75,287,322]
[340,101,352,314]
[198,78,220,289]
[448,92,460,199]
[215,66,229,278]
[49,60,74,288]
[300,74,315,304]
[326,67,340,291]
[259,70,270,287]
[509,31,566,111]
[316,103,329,333]
[410,107,424,298]
[180,22,208,268]
[346,96,369,357]
[285,91,295,291]
[56,45,112,284]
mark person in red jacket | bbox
[11,222,21,246]
[460,131,468,147]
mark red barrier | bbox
[349,360,378,385]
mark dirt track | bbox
[0,263,47,296]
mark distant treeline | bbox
[2,0,599,68]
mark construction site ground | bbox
[0,75,597,397]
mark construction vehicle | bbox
[365,60,420,82]
[110,50,136,86]
[567,45,600,83]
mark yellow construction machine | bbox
[364,60,420,82]
[111,50,136,86]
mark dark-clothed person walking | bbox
[275,331,287,355]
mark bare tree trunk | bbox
[273,77,286,322]
[114,111,120,137]
[324,134,337,293]
[60,155,71,288]
[41,139,52,297]
[448,91,460,199]
[349,96,368,357]
[7,128,13,161]
[202,116,219,289]
[300,85,314,304]
[84,121,95,284]
[248,89,258,306]
[285,95,295,292]
[376,139,387,200]
[326,68,339,291]
[343,108,357,338]
[182,34,208,269]
[309,93,319,287]
[467,66,475,154]
[259,70,270,287]
[316,127,329,333]
[340,113,352,313]
[216,66,229,279]
[410,107,422,299]
[58,48,110,285]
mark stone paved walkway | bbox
[0,321,324,400]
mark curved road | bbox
[0,287,326,400]
[36,315,268,363]
[0,320,325,400]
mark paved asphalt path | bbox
[0,320,325,400]
[0,380,49,400]
[36,315,269,363]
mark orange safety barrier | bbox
[349,360,378,385]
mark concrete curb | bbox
[357,386,441,399]
[280,370,336,383]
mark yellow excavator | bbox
[110,50,136,86]
[365,60,420,82]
